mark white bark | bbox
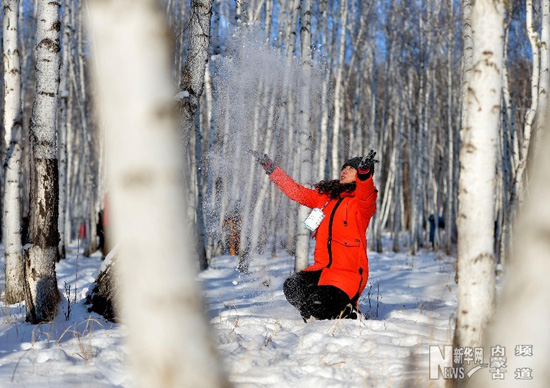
[460,0,473,141]
[58,0,72,259]
[522,0,540,166]
[285,95,298,257]
[392,99,403,253]
[237,81,263,271]
[283,0,300,58]
[247,91,277,261]
[456,0,505,349]
[533,0,550,162]
[25,0,62,323]
[180,0,214,271]
[279,2,300,257]
[204,65,220,259]
[471,106,550,388]
[264,0,273,41]
[74,1,95,257]
[408,69,419,255]
[180,0,213,138]
[235,0,241,23]
[87,0,226,386]
[330,0,348,178]
[295,0,312,271]
[444,0,454,255]
[373,0,399,253]
[194,117,208,270]
[514,0,541,205]
[421,69,431,249]
[3,0,25,304]
[317,0,331,181]
[500,0,541,266]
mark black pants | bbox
[283,270,353,320]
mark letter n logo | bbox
[429,345,453,380]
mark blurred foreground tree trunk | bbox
[3,0,25,304]
[87,0,226,386]
[455,0,505,350]
[499,0,543,267]
[25,0,62,323]
[471,88,550,388]
[471,4,550,384]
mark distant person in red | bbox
[250,150,378,321]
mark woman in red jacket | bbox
[251,151,378,321]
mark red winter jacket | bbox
[270,167,378,303]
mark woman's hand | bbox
[248,149,276,175]
[357,150,379,180]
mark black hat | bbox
[342,156,362,171]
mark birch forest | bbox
[1,0,550,386]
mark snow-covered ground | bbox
[0,240,457,387]
[0,248,128,387]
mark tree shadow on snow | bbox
[359,298,450,321]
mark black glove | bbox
[248,149,276,175]
[357,150,379,180]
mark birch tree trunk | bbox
[515,0,539,203]
[497,19,514,265]
[471,100,550,388]
[57,0,72,260]
[25,0,62,323]
[499,0,540,267]
[408,70,419,255]
[409,8,425,255]
[179,0,214,271]
[294,0,313,271]
[460,0,473,137]
[283,0,300,58]
[444,0,455,255]
[373,0,399,253]
[235,0,241,24]
[533,0,550,162]
[277,0,300,258]
[392,94,403,253]
[264,0,273,42]
[455,0,505,349]
[330,0,348,178]
[520,0,540,178]
[317,0,331,181]
[3,0,25,304]
[87,0,226,386]
[69,0,95,257]
[194,114,208,270]
[204,65,220,259]
[244,85,278,261]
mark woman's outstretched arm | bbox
[269,167,325,209]
[249,150,325,209]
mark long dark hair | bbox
[314,179,356,199]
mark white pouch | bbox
[303,208,326,231]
